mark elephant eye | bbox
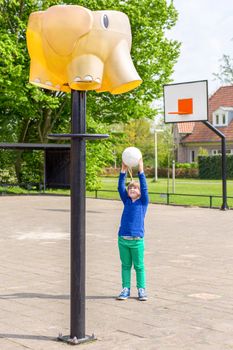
[101,14,109,29]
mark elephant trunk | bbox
[98,40,142,94]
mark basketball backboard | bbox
[163,80,208,123]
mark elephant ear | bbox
[42,5,93,56]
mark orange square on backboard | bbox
[178,98,193,114]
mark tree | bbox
[0,0,70,181]
[77,0,180,124]
[112,118,155,168]
[0,0,180,188]
[213,54,233,85]
[157,124,174,167]
[108,119,175,171]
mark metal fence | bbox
[1,183,233,209]
[89,189,233,209]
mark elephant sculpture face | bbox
[26,5,142,94]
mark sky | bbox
[166,0,233,95]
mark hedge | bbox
[198,155,233,179]
[102,167,199,178]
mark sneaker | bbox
[117,287,130,300]
[138,288,148,301]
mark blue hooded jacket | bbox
[118,172,149,238]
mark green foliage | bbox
[0,0,180,188]
[176,162,198,169]
[157,125,174,167]
[18,150,44,184]
[213,54,233,85]
[197,147,209,157]
[0,150,17,182]
[0,168,17,183]
[86,116,114,190]
[198,155,233,179]
[173,167,198,178]
[108,121,175,170]
[158,167,198,178]
[111,118,154,167]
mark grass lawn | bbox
[91,177,233,209]
[1,177,233,209]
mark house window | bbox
[212,150,221,155]
[212,149,233,155]
[222,114,226,125]
[213,112,228,126]
[190,150,195,162]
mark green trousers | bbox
[118,236,146,289]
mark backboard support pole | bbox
[203,121,228,210]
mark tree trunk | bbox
[14,118,31,184]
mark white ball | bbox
[122,147,142,168]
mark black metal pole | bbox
[204,121,228,210]
[70,90,86,339]
[221,135,228,210]
[43,150,46,192]
[49,93,107,345]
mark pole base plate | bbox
[58,333,96,345]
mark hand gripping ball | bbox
[122,147,142,168]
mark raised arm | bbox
[138,158,149,205]
[118,162,128,203]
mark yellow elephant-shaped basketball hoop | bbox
[26,5,142,94]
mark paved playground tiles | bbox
[0,196,232,349]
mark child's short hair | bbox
[127,181,140,190]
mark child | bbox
[117,157,149,301]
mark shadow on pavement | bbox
[0,293,116,300]
[0,333,56,341]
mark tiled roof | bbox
[177,122,195,134]
[180,86,233,143]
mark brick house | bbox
[174,86,233,163]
